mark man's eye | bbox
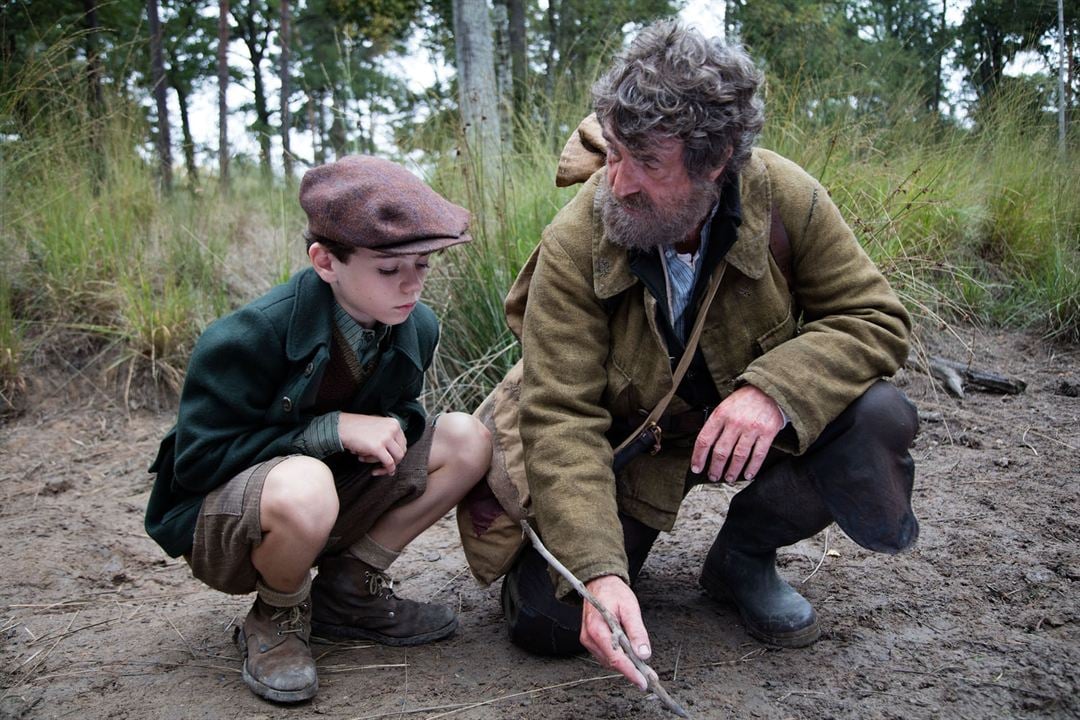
[417,263,430,271]
[377,267,399,276]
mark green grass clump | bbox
[0,37,306,402]
[763,78,1080,342]
[418,135,583,412]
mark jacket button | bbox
[304,362,314,376]
[282,396,293,413]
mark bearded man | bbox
[499,20,920,688]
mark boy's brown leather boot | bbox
[310,555,457,646]
[236,595,318,703]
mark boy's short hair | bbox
[304,231,356,262]
[300,155,472,260]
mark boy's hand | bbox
[338,413,407,476]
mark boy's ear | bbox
[308,242,337,283]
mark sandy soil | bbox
[1,325,1077,720]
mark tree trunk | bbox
[83,0,105,191]
[308,94,322,165]
[250,46,272,178]
[934,0,945,116]
[1069,24,1075,110]
[175,85,198,185]
[235,9,272,179]
[316,93,327,164]
[453,0,503,188]
[279,0,293,180]
[147,0,172,192]
[507,0,527,112]
[1058,0,1067,156]
[218,0,230,190]
[544,0,558,105]
[492,0,514,149]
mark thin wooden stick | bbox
[520,520,691,718]
[801,526,832,585]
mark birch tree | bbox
[452,0,502,187]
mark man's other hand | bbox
[581,575,651,690]
[691,385,784,484]
[338,413,407,476]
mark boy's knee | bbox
[434,412,492,472]
[262,456,339,535]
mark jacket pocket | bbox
[754,307,798,355]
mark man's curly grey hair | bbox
[593,20,765,181]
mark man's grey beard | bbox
[598,177,721,252]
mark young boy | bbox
[144,156,491,703]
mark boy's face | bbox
[310,245,431,328]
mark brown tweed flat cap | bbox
[299,155,472,255]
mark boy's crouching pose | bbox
[144,156,492,703]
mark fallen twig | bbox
[907,352,1027,398]
[801,526,831,585]
[519,520,691,718]
[349,674,617,720]
[1024,428,1077,452]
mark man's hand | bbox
[691,385,784,484]
[338,413,407,476]
[580,575,651,690]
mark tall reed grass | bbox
[762,77,1079,343]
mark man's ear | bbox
[308,242,337,283]
[706,146,734,183]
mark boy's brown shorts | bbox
[188,421,435,595]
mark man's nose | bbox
[608,160,640,200]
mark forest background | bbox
[0,0,1078,418]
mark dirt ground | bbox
[1,325,1077,720]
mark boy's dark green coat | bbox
[144,267,439,558]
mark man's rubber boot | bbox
[501,544,583,656]
[700,543,819,647]
[310,555,457,646]
[699,457,832,648]
[236,596,318,703]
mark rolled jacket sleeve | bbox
[738,166,910,452]
[294,411,344,457]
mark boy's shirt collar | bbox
[333,302,390,362]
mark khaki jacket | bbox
[509,146,910,599]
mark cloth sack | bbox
[456,359,532,585]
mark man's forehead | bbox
[602,123,683,159]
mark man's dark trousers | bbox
[501,380,920,655]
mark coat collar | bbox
[286,267,426,370]
[589,149,773,300]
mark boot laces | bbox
[365,570,395,598]
[272,601,308,636]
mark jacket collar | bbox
[589,149,773,300]
[286,267,426,370]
